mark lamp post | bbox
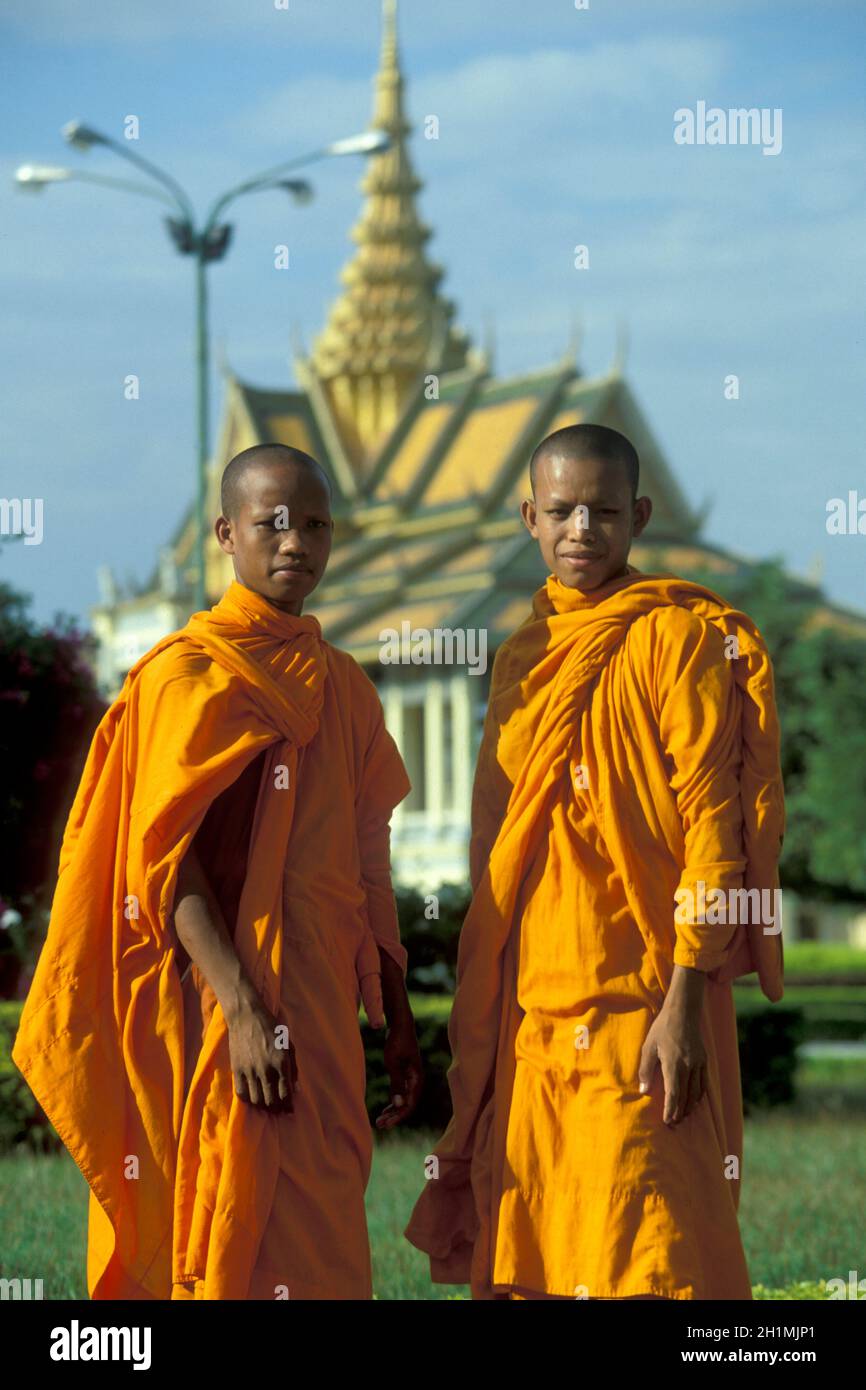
[15,125,390,611]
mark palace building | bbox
[90,1,863,897]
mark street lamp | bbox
[15,123,391,611]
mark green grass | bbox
[368,1128,467,1300]
[0,1148,89,1299]
[739,1058,866,1295]
[3,1054,862,1301]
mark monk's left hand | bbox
[638,979,707,1127]
[376,1015,423,1132]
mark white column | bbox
[424,678,444,831]
[384,682,405,826]
[451,673,472,826]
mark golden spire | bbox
[309,0,469,465]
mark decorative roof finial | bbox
[308,0,470,465]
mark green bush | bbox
[0,581,105,994]
[396,883,468,995]
[0,1002,59,1152]
[736,1006,806,1110]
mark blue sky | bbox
[1,0,864,627]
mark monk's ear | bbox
[632,495,652,538]
[520,497,538,534]
[215,514,234,552]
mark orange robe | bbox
[404,568,785,1300]
[12,579,410,1300]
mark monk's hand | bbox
[638,966,707,1127]
[375,1013,424,1132]
[225,989,298,1115]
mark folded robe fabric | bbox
[12,579,410,1300]
[404,568,785,1298]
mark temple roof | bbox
[101,2,866,666]
[304,0,471,467]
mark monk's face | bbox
[215,461,333,614]
[521,451,651,590]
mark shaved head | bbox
[521,421,651,592]
[215,442,334,615]
[529,424,639,499]
[221,442,333,521]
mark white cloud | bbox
[233,36,729,153]
[232,74,376,152]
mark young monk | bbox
[404,422,785,1301]
[13,442,422,1300]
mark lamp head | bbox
[61,120,107,150]
[325,129,391,158]
[14,164,72,191]
[276,179,314,205]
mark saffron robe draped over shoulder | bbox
[404,568,784,1300]
[12,579,410,1300]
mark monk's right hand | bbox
[226,996,298,1114]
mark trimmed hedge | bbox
[735,985,866,1042]
[771,942,866,983]
[364,993,811,1122]
[3,984,858,1152]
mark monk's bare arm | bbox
[172,839,296,1111]
[356,811,423,1129]
[378,945,413,1026]
[667,962,707,1014]
[172,840,255,1019]
[375,946,423,1131]
[640,963,708,1127]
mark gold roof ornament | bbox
[308,0,470,470]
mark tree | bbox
[0,580,105,994]
[685,557,866,902]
